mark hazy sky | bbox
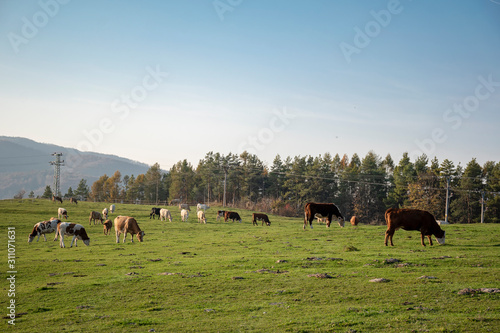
[1,0,499,170]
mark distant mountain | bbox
[0,136,149,199]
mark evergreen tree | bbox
[65,187,74,198]
[144,164,163,204]
[42,185,53,199]
[451,158,483,223]
[75,179,89,200]
[385,152,415,208]
[483,161,500,223]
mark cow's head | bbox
[435,230,445,245]
[28,226,38,243]
[82,239,90,246]
[136,231,145,242]
[265,221,271,226]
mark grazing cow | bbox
[197,203,210,211]
[70,197,78,205]
[197,210,206,224]
[179,203,191,211]
[89,211,103,225]
[181,209,189,222]
[384,208,445,247]
[160,208,172,222]
[224,211,242,223]
[110,204,115,213]
[216,210,226,222]
[350,216,359,226]
[170,199,181,205]
[103,219,112,235]
[150,207,161,219]
[28,219,61,242]
[57,222,90,248]
[52,195,63,204]
[58,207,68,219]
[315,215,328,224]
[303,202,344,230]
[114,216,145,243]
[102,207,109,219]
[252,213,271,226]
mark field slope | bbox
[1,199,499,332]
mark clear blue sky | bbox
[1,0,499,170]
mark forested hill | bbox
[0,136,148,199]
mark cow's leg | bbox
[70,236,77,247]
[42,233,47,241]
[123,232,128,243]
[385,229,394,246]
[420,233,427,246]
[60,234,65,248]
[116,231,120,243]
[422,234,433,246]
[130,233,134,242]
[53,233,58,241]
[326,214,333,228]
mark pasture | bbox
[1,199,499,332]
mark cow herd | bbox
[27,203,144,248]
[28,200,447,249]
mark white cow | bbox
[197,210,206,224]
[160,208,172,222]
[110,204,115,213]
[102,207,109,219]
[197,203,210,211]
[58,207,68,219]
[57,222,90,248]
[181,209,189,222]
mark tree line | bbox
[53,151,500,224]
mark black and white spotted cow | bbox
[28,219,62,243]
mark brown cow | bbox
[216,210,226,222]
[350,216,359,226]
[384,208,445,247]
[52,195,63,204]
[103,219,112,235]
[114,216,145,243]
[252,213,270,226]
[304,203,344,230]
[89,211,103,225]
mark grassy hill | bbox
[1,199,498,332]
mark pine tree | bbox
[75,179,89,200]
[42,185,53,199]
[451,159,483,223]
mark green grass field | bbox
[1,199,499,332]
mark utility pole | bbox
[223,165,228,207]
[480,191,485,223]
[444,176,451,223]
[49,152,64,197]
